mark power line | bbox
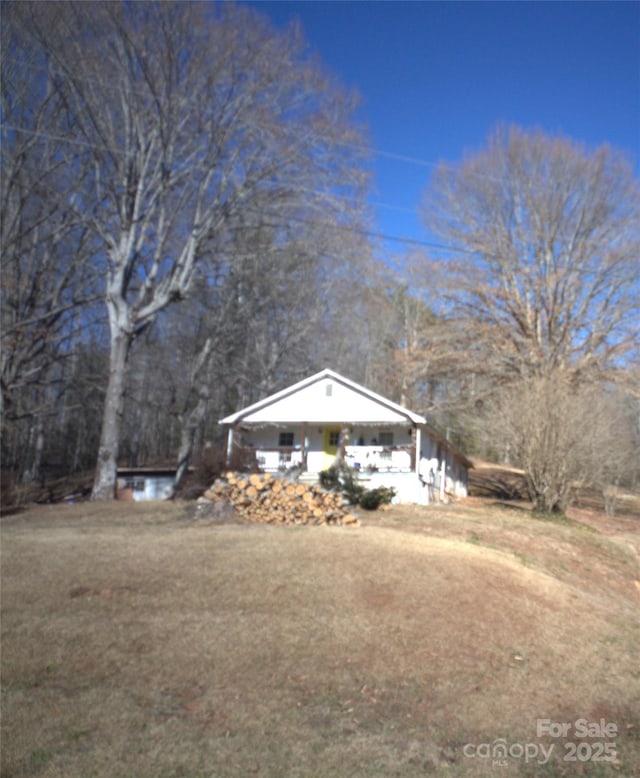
[2,123,416,201]
[351,143,439,170]
[3,123,439,250]
[247,206,470,255]
[4,127,634,261]
[3,56,446,172]
[7,119,626,262]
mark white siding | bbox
[241,377,411,424]
[134,476,174,501]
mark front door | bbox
[322,426,341,469]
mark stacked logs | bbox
[202,472,360,527]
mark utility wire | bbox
[3,123,440,251]
[250,207,467,254]
[4,122,420,217]
[4,125,634,261]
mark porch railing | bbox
[246,444,414,473]
[253,447,304,472]
[344,445,413,473]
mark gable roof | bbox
[219,368,427,426]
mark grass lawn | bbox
[1,498,639,777]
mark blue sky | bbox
[242,0,640,256]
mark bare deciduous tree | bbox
[487,376,637,515]
[16,1,369,499]
[422,126,640,384]
[419,126,640,512]
[1,11,99,480]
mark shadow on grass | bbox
[469,467,529,501]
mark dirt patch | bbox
[69,585,138,600]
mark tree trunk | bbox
[91,331,132,500]
[172,337,214,495]
[172,397,207,495]
[21,413,45,485]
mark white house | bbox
[219,369,471,505]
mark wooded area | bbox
[2,4,639,514]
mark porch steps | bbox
[297,472,319,485]
[296,471,374,486]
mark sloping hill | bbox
[1,500,638,777]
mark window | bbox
[279,432,294,447]
[328,430,340,447]
[379,431,394,446]
[124,477,145,492]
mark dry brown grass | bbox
[2,499,639,777]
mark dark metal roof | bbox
[116,468,178,477]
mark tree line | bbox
[2,2,639,514]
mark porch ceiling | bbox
[236,420,415,429]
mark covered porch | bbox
[226,422,420,476]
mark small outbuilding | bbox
[116,468,176,501]
[219,368,471,504]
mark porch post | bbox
[226,424,241,468]
[413,425,421,473]
[301,423,308,471]
[226,426,234,466]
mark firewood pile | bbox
[201,471,360,527]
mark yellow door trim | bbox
[322,426,341,468]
